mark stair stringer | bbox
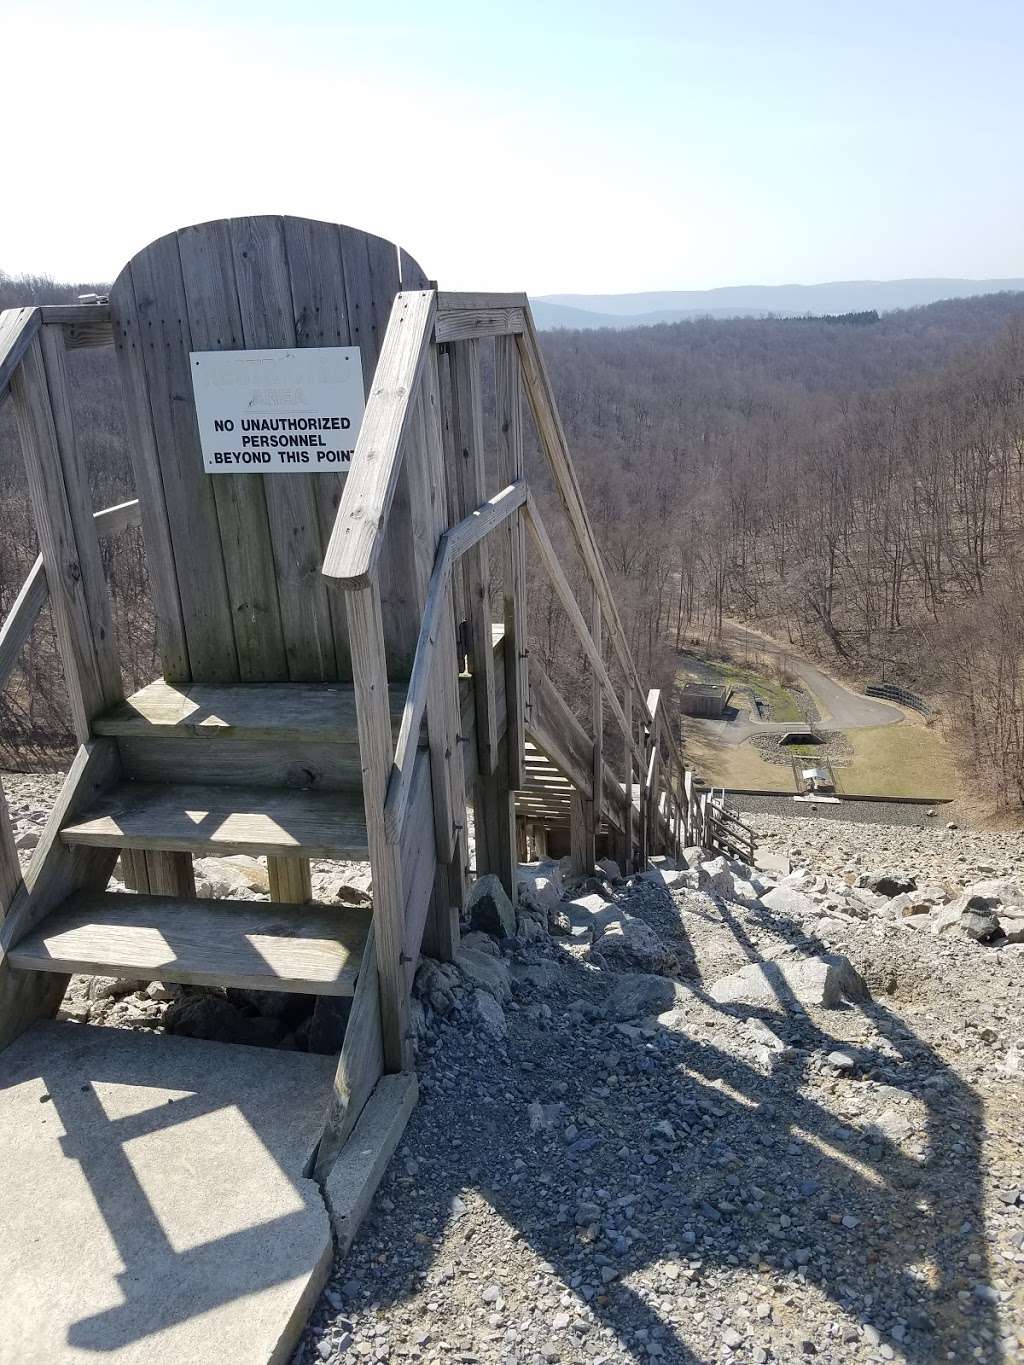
[0,739,122,1052]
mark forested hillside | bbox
[539,293,1024,809]
[3,273,1024,809]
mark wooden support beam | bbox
[585,586,602,874]
[346,583,412,1073]
[268,856,312,904]
[0,307,41,409]
[10,330,123,740]
[495,335,528,792]
[569,791,586,878]
[448,339,498,781]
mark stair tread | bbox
[9,890,368,995]
[61,781,369,859]
[93,679,406,743]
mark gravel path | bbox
[296,840,1024,1364]
[731,796,945,829]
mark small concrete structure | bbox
[681,683,728,719]
[0,1021,334,1365]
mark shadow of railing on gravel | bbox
[300,882,997,1365]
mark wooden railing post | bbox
[10,329,123,739]
[347,581,412,1073]
[622,688,633,872]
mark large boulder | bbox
[467,874,517,938]
[596,857,623,882]
[516,865,563,914]
[564,893,621,938]
[933,894,1002,942]
[858,869,917,898]
[962,878,1024,908]
[590,912,676,975]
[455,945,512,1003]
[700,856,736,900]
[761,884,820,919]
[709,953,869,1010]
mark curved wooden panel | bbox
[109,216,429,684]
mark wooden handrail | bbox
[323,291,437,589]
[0,498,141,691]
[0,308,41,409]
[383,480,527,841]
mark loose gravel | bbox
[296,826,1024,1365]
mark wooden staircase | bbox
[0,216,748,1360]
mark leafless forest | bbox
[3,270,1024,809]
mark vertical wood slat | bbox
[145,851,196,898]
[285,216,356,677]
[346,582,412,1072]
[10,331,123,740]
[494,335,527,792]
[447,340,498,776]
[230,216,337,681]
[178,219,289,681]
[110,234,233,681]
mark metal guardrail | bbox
[865,682,935,716]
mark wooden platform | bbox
[9,891,369,995]
[61,783,371,860]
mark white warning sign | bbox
[189,346,365,473]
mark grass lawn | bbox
[838,723,957,800]
[684,729,796,792]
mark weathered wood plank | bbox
[94,678,405,741]
[322,1071,417,1247]
[230,215,337,681]
[0,556,46,691]
[178,218,288,680]
[60,781,371,861]
[285,216,357,677]
[322,292,437,588]
[494,335,527,792]
[111,231,226,679]
[10,332,122,740]
[345,583,412,1071]
[434,308,525,343]
[0,307,40,408]
[314,923,384,1181]
[448,339,498,788]
[11,890,368,995]
[436,292,528,314]
[0,741,122,1049]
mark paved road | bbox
[689,620,903,747]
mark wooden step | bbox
[60,782,370,859]
[9,890,368,995]
[93,680,406,743]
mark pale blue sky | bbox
[4,0,1022,291]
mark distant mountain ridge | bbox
[530,278,1024,330]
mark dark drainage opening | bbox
[779,731,823,748]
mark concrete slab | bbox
[0,1020,335,1365]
